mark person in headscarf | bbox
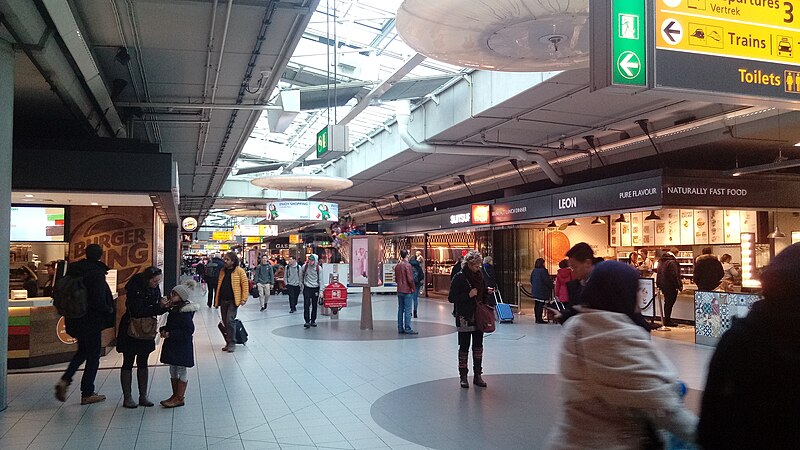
[546,261,697,449]
[698,243,800,449]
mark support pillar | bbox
[360,287,373,330]
[0,38,15,411]
[164,224,179,290]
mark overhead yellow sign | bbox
[212,231,233,241]
[656,0,800,67]
[289,234,301,244]
[245,236,261,244]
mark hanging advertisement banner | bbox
[265,201,339,222]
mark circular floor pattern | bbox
[370,374,702,450]
[271,320,456,341]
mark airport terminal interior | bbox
[2,0,800,449]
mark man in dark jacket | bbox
[55,244,115,405]
[409,257,424,318]
[698,243,800,450]
[204,254,224,307]
[693,247,724,291]
[656,248,683,327]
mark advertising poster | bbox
[642,220,653,246]
[663,209,680,246]
[631,212,643,246]
[265,201,339,222]
[654,217,668,246]
[694,210,709,245]
[723,210,741,244]
[680,210,695,245]
[350,237,369,285]
[310,201,339,221]
[709,209,724,244]
[620,213,632,247]
[740,210,757,233]
[638,278,655,314]
[610,219,618,246]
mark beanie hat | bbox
[761,242,800,306]
[172,284,192,302]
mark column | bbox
[0,38,15,411]
[163,224,179,290]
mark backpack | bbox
[52,275,88,318]
[413,264,424,285]
[204,262,220,279]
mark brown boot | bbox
[160,378,178,407]
[162,380,186,408]
[473,348,487,387]
[459,368,469,389]
[458,350,469,388]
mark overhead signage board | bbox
[181,216,198,232]
[471,204,491,225]
[289,234,301,244]
[612,0,648,86]
[211,231,233,241]
[316,125,348,159]
[654,0,800,103]
[233,224,278,237]
[266,201,339,222]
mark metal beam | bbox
[116,101,282,110]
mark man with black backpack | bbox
[204,253,224,308]
[409,256,424,318]
[54,243,115,405]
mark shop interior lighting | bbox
[546,220,557,228]
[24,194,34,198]
[614,214,628,223]
[591,216,606,225]
[645,211,661,221]
[767,226,786,239]
[567,218,579,227]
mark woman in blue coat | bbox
[530,258,553,324]
[159,280,199,408]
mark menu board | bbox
[642,219,653,246]
[709,210,724,244]
[654,217,668,246]
[664,209,680,246]
[680,210,694,244]
[10,206,66,242]
[693,210,709,245]
[741,210,757,233]
[723,210,741,244]
[620,213,632,247]
[610,219,618,246]
[631,212,643,246]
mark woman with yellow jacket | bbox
[215,251,249,352]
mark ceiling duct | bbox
[395,100,563,184]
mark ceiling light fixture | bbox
[567,218,579,227]
[91,202,99,206]
[614,214,628,223]
[645,211,661,221]
[24,194,34,198]
[591,216,606,225]
[724,158,800,177]
[767,226,786,239]
[546,220,557,228]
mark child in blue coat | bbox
[159,280,199,408]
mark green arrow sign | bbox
[612,0,646,86]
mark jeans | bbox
[220,301,238,346]
[206,279,215,307]
[287,285,301,311]
[303,286,319,324]
[61,330,102,396]
[412,286,420,312]
[169,365,188,382]
[397,292,414,331]
[257,283,271,308]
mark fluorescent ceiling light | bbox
[724,158,800,177]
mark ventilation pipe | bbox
[395,100,563,184]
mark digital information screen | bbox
[10,206,66,242]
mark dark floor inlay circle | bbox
[272,320,456,341]
[370,374,702,450]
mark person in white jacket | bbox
[547,260,697,450]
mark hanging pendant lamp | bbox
[567,218,579,227]
[767,226,786,239]
[614,214,628,223]
[645,211,661,221]
[546,220,558,228]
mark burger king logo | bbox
[70,213,151,286]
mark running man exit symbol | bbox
[619,14,639,40]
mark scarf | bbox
[463,267,486,301]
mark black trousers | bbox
[458,329,484,352]
[61,330,102,396]
[287,285,301,311]
[662,288,679,325]
[303,286,319,324]
[206,278,215,307]
[534,300,545,322]
[121,351,150,370]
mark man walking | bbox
[215,251,249,352]
[394,249,417,334]
[285,256,301,313]
[657,247,683,327]
[254,255,274,311]
[204,253,224,308]
[54,243,115,405]
[302,254,321,328]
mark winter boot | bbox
[160,378,179,406]
[137,366,154,407]
[162,380,186,408]
[459,350,469,388]
[473,348,487,387]
[120,370,137,408]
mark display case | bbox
[676,251,694,280]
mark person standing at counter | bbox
[656,248,682,327]
[698,243,800,449]
[694,247,724,291]
[19,265,39,298]
[554,259,572,305]
[117,266,170,408]
[54,244,115,405]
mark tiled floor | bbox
[1,286,716,449]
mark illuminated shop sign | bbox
[471,205,491,224]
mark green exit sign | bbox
[316,126,329,158]
[612,0,646,86]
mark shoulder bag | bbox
[464,277,496,333]
[128,315,158,339]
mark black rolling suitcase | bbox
[218,318,248,344]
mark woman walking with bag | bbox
[448,250,491,389]
[531,258,554,324]
[159,280,200,408]
[117,266,169,408]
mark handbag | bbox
[474,301,497,333]
[127,315,158,339]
